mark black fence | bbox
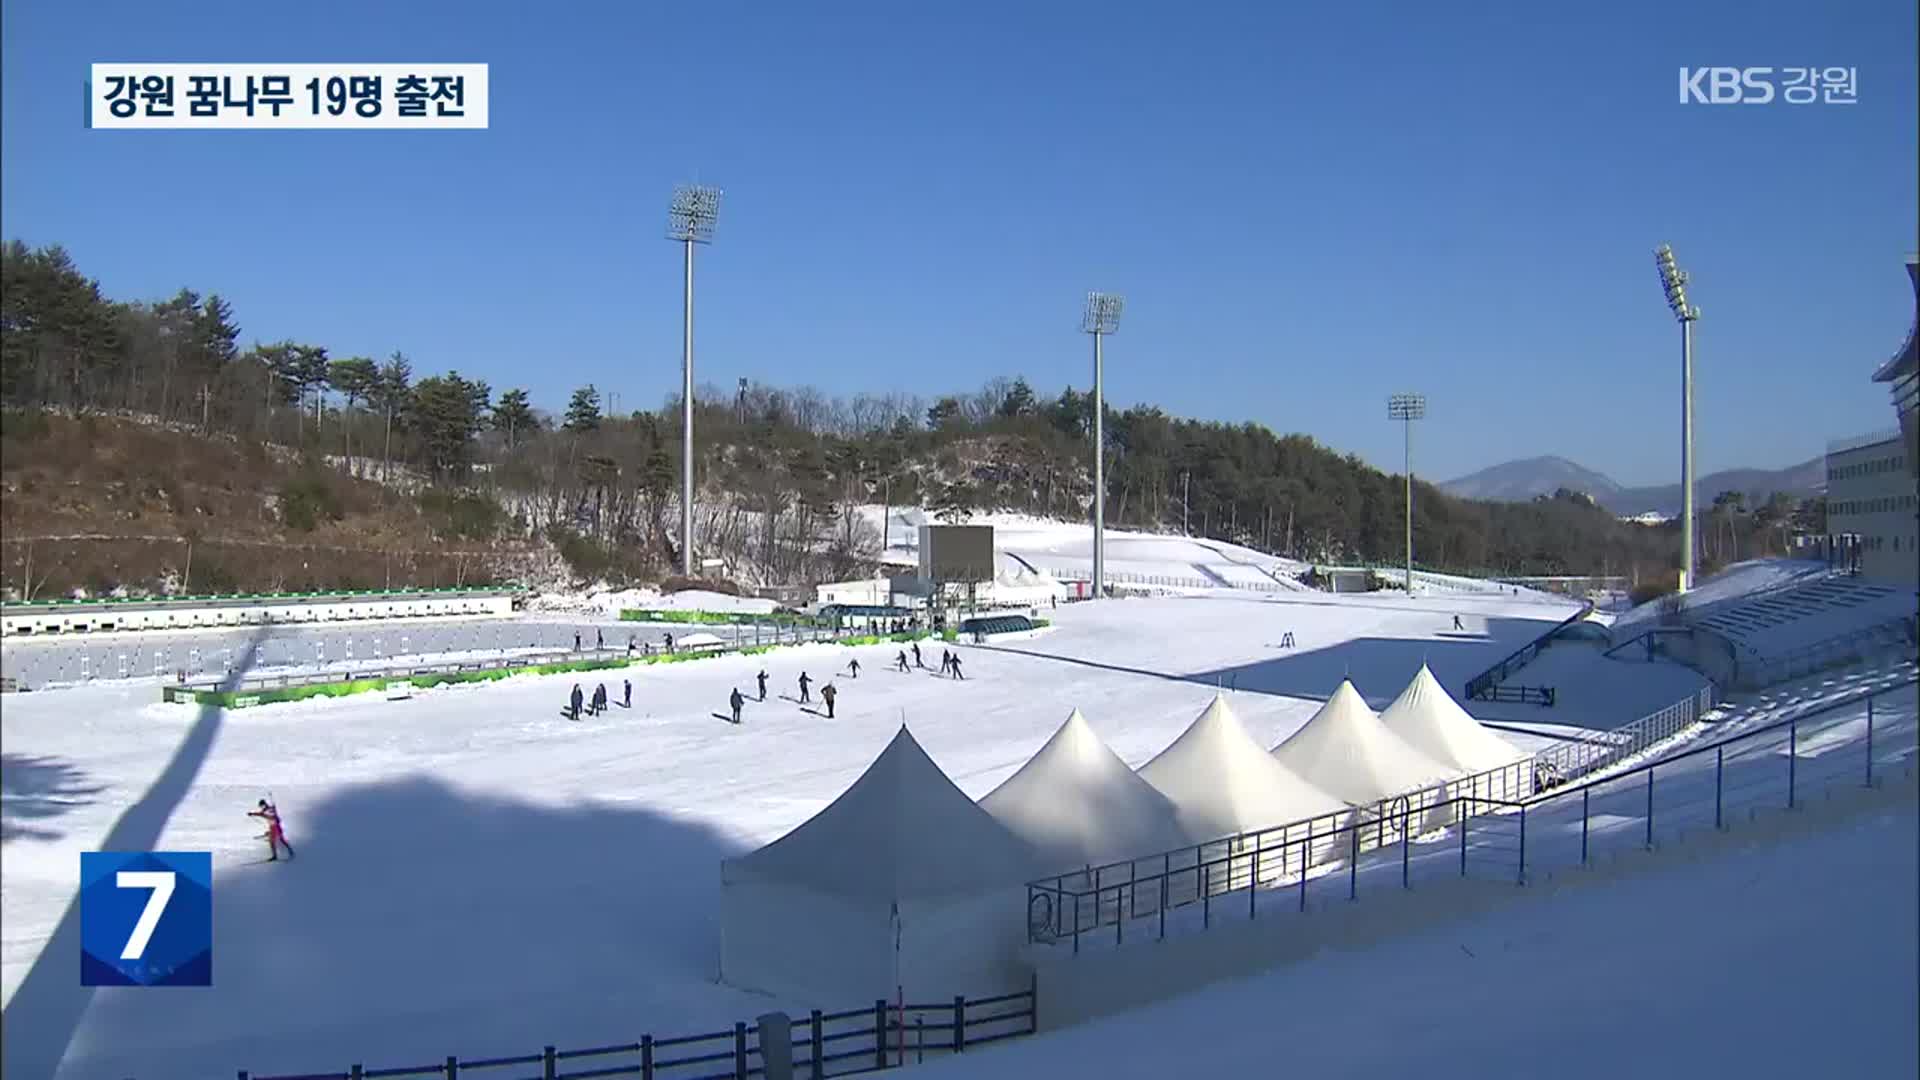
[237,983,1037,1080]
[1463,600,1594,701]
[1477,684,1556,707]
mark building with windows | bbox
[1824,430,1915,581]
[1823,254,1920,584]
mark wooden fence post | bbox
[543,1045,556,1080]
[641,1035,654,1080]
[446,1055,458,1079]
[810,1011,824,1080]
[874,999,887,1070]
[734,1021,748,1079]
[953,995,964,1053]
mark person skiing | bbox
[588,683,602,715]
[912,642,924,669]
[949,654,965,680]
[846,657,860,679]
[1452,614,1464,631]
[798,672,812,703]
[574,631,582,651]
[569,683,584,722]
[596,629,604,650]
[756,668,769,701]
[896,649,910,673]
[821,682,837,719]
[729,687,745,725]
[622,678,632,709]
[248,799,295,861]
[940,649,953,676]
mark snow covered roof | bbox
[1270,680,1458,806]
[1137,695,1346,840]
[1377,664,1527,774]
[980,710,1188,870]
[723,726,1036,901]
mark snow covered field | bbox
[0,588,1577,1080]
[918,792,1920,1080]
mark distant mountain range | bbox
[1441,455,1824,518]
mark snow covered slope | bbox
[0,588,1582,1079]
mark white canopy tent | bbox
[1272,679,1460,838]
[1379,663,1532,799]
[980,709,1189,873]
[1271,679,1459,805]
[1138,695,1348,844]
[720,726,1039,1004]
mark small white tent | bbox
[1379,664,1532,798]
[1138,695,1348,843]
[720,726,1038,1004]
[980,709,1188,873]
[1271,680,1459,806]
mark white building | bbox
[1825,430,1917,583]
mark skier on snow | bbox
[912,642,924,669]
[248,799,296,861]
[846,657,860,679]
[623,679,632,709]
[569,683,584,721]
[1452,614,1464,631]
[895,650,910,673]
[798,672,812,703]
[821,682,837,719]
[756,668,769,701]
[729,687,745,725]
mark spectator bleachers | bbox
[1688,577,1916,689]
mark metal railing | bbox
[1463,599,1596,700]
[1022,681,1725,948]
[1477,685,1556,707]
[1026,678,1912,954]
[237,984,1037,1080]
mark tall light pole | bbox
[1655,243,1701,592]
[667,184,721,577]
[1387,393,1426,597]
[1082,292,1124,599]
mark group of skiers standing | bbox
[567,678,632,721]
[892,640,964,679]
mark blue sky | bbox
[3,1,1915,486]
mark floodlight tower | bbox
[1655,243,1702,592]
[667,184,722,577]
[1387,393,1426,597]
[1082,292,1124,599]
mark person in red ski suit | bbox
[248,799,296,861]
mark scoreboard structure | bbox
[917,525,995,584]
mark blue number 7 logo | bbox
[80,852,213,986]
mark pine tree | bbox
[493,388,536,448]
[564,385,602,433]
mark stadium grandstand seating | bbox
[1612,570,1915,691]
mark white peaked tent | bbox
[720,726,1038,1004]
[1138,695,1348,844]
[1379,664,1533,797]
[980,709,1189,872]
[1271,680,1459,806]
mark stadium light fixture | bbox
[1655,243,1701,592]
[1387,393,1427,597]
[667,184,722,577]
[1082,292,1124,599]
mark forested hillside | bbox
[0,241,1818,599]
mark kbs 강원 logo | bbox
[80,852,212,986]
[1678,67,1858,105]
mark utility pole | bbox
[1182,471,1190,536]
[1388,393,1427,597]
[1655,243,1702,592]
[667,184,722,577]
[1081,292,1124,598]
